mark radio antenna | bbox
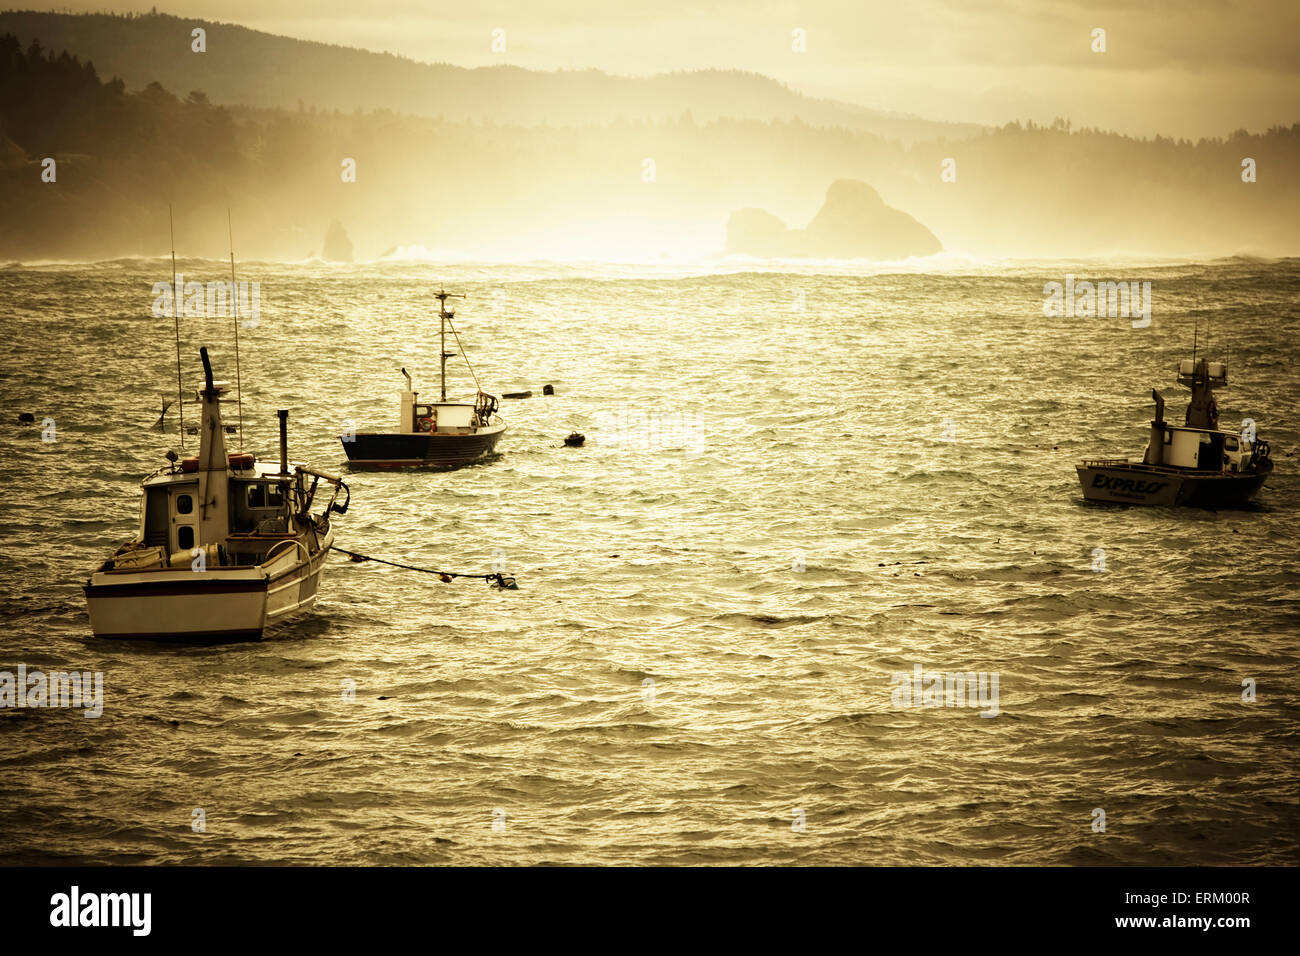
[227,209,243,450]
[169,203,184,449]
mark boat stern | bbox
[84,566,270,641]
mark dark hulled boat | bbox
[1077,356,1273,507]
[341,289,506,467]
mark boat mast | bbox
[227,209,243,451]
[435,288,464,402]
[169,204,184,449]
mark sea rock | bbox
[724,208,789,257]
[725,180,941,259]
[322,219,354,262]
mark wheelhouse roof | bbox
[141,459,307,488]
[1161,425,1241,436]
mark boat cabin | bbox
[400,386,478,436]
[1141,358,1251,473]
[136,460,305,567]
[1144,426,1245,472]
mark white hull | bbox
[85,529,333,641]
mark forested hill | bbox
[0,9,979,143]
[2,28,1297,262]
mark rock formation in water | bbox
[322,219,354,262]
[724,208,789,258]
[726,180,942,258]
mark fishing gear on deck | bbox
[330,546,519,589]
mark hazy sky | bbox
[31,1,1300,138]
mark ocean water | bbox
[0,256,1296,865]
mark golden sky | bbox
[30,1,1300,138]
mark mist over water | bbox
[0,257,1296,864]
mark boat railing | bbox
[475,390,500,425]
[1081,458,1132,468]
[295,465,350,521]
[264,538,310,568]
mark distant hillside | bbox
[2,30,1297,262]
[0,10,982,143]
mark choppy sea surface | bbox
[0,256,1296,865]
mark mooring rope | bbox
[330,545,517,589]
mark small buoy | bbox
[502,390,533,399]
[349,553,366,563]
[564,432,585,447]
[542,384,555,395]
[438,572,452,583]
[17,413,35,425]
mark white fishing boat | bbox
[83,347,350,641]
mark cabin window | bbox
[1224,437,1239,451]
[1162,431,1172,444]
[177,526,194,550]
[246,483,285,509]
[176,494,193,514]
